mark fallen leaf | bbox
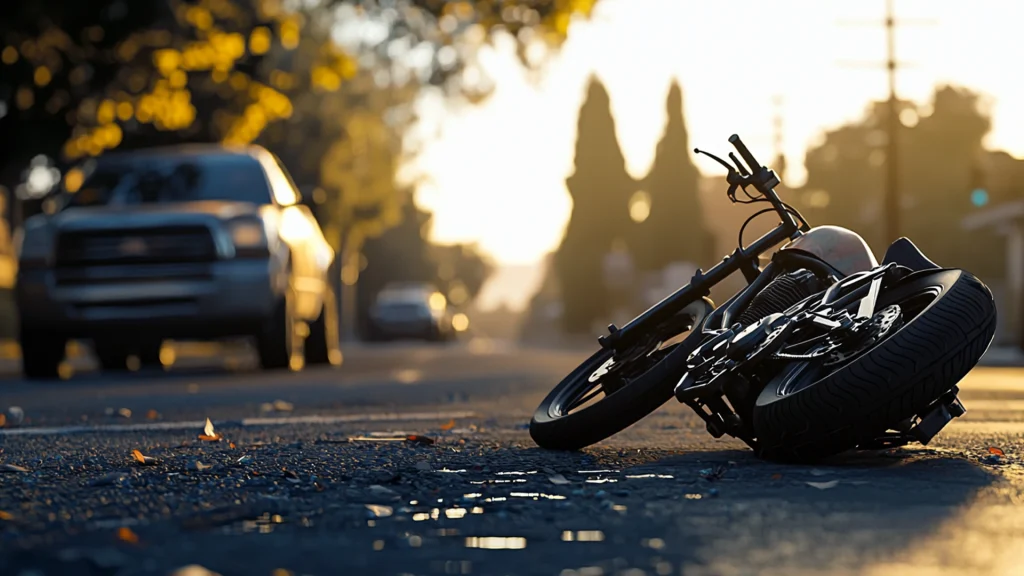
[988,447,1005,456]
[198,418,222,442]
[771,474,783,480]
[117,526,139,544]
[0,414,6,427]
[365,504,393,518]
[132,449,158,466]
[549,474,571,485]
[0,464,28,473]
[117,408,132,419]
[195,461,212,471]
[806,480,840,490]
[229,442,236,449]
[405,435,435,445]
[440,419,456,431]
[170,565,222,576]
[7,406,24,425]
[273,400,294,412]
[0,510,13,520]
[146,409,160,420]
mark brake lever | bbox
[729,152,750,177]
[695,147,735,172]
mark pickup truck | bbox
[14,144,340,379]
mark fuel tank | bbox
[780,225,878,277]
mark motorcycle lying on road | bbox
[530,134,998,462]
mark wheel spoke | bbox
[567,384,605,413]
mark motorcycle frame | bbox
[590,134,966,453]
[598,135,830,354]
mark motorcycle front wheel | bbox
[530,298,713,451]
[752,268,997,462]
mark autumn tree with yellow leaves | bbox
[1,0,599,327]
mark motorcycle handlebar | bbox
[728,134,761,174]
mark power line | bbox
[838,0,935,245]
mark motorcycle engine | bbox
[735,269,826,327]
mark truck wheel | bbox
[258,293,298,370]
[20,329,66,380]
[304,287,341,366]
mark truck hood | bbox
[52,201,262,233]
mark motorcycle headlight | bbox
[227,218,269,258]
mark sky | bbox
[403,0,1024,311]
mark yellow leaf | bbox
[199,417,222,441]
[988,447,1005,456]
[117,526,139,544]
[0,511,13,520]
[440,419,456,431]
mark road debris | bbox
[117,526,139,544]
[198,418,223,442]
[365,504,393,518]
[131,449,158,466]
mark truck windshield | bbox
[63,154,273,210]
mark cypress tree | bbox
[554,76,635,334]
[630,81,712,271]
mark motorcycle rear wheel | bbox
[530,298,712,451]
[752,268,997,462]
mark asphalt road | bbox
[1,339,1023,576]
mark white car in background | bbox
[15,144,340,379]
[367,282,456,342]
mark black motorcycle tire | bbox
[530,299,712,451]
[752,268,997,463]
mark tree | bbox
[357,193,435,333]
[799,85,1004,279]
[357,193,493,335]
[554,76,634,334]
[630,80,711,271]
[431,242,493,308]
[0,0,603,215]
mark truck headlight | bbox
[227,218,269,258]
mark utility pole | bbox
[772,95,786,183]
[838,1,934,245]
[883,0,900,245]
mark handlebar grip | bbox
[728,134,761,173]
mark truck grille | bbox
[54,226,218,267]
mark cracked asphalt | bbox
[1,341,1023,576]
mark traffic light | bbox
[970,188,989,208]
